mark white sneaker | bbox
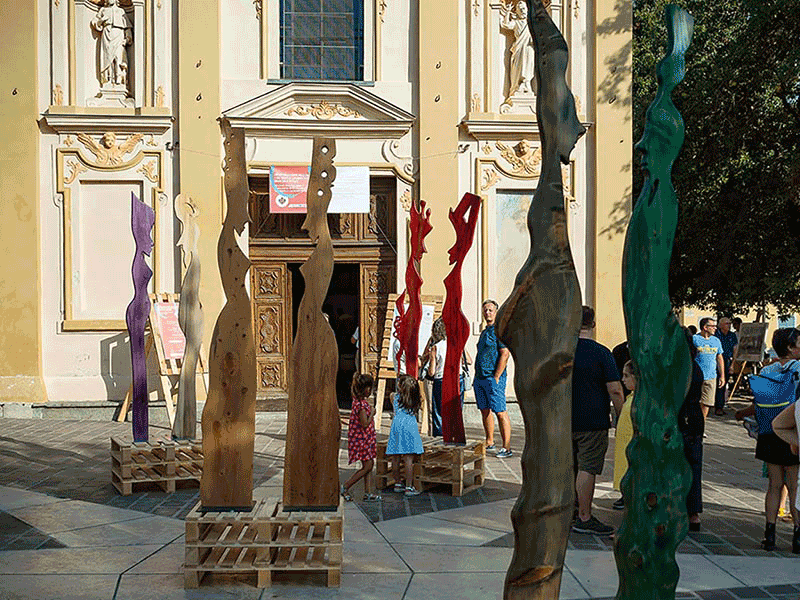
[404,486,421,496]
[496,448,513,458]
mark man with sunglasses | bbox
[693,317,725,420]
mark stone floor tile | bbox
[53,515,184,548]
[0,545,161,574]
[0,574,118,600]
[375,515,504,546]
[115,573,264,599]
[702,556,800,588]
[342,540,410,574]
[8,500,150,534]
[404,571,507,600]
[392,542,511,573]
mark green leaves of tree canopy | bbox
[633,0,800,315]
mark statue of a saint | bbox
[500,0,535,96]
[91,0,132,89]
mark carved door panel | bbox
[360,262,396,378]
[253,263,290,395]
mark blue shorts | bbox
[473,376,507,413]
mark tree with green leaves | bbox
[633,0,800,316]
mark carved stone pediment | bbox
[223,83,415,139]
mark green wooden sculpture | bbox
[614,6,694,599]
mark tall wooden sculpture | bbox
[173,194,202,441]
[614,7,694,599]
[283,138,340,511]
[394,199,433,378]
[441,193,481,444]
[126,192,156,443]
[200,123,257,510]
[494,1,585,597]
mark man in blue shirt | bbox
[714,317,738,415]
[473,299,512,457]
[693,317,725,420]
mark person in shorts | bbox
[572,306,624,536]
[473,300,512,458]
[693,317,725,420]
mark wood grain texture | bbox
[614,7,695,600]
[200,123,257,510]
[441,193,481,444]
[126,192,156,443]
[495,2,586,598]
[173,194,203,440]
[394,199,433,379]
[283,137,341,510]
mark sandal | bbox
[340,485,352,502]
[363,493,382,502]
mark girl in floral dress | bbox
[342,373,381,502]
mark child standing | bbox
[342,373,381,502]
[387,375,424,496]
[613,360,637,510]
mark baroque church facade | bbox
[0,0,631,407]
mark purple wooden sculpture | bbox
[125,192,155,443]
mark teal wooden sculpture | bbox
[614,6,694,600]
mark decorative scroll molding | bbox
[77,132,143,167]
[64,160,87,185]
[573,0,579,18]
[254,0,262,20]
[145,134,158,147]
[260,362,281,388]
[473,0,480,16]
[399,189,411,212]
[482,143,493,155]
[480,168,501,191]
[258,269,280,296]
[137,160,159,183]
[259,307,280,354]
[378,0,387,22]
[64,135,75,147]
[496,140,542,177]
[53,84,64,106]
[286,101,363,119]
[381,140,416,181]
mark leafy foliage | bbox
[633,0,800,315]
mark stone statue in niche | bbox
[500,0,535,99]
[91,0,132,92]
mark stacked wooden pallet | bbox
[110,436,202,495]
[414,440,485,497]
[375,438,421,490]
[184,497,343,588]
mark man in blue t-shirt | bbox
[571,306,624,536]
[473,299,512,458]
[713,317,738,415]
[693,317,725,420]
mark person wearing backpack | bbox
[736,328,800,551]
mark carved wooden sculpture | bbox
[200,123,257,510]
[283,138,340,511]
[441,193,481,444]
[393,199,433,378]
[614,7,694,599]
[494,1,586,597]
[126,192,155,443]
[173,194,202,441]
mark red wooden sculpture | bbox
[394,199,433,378]
[441,193,481,444]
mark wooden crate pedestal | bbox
[110,436,202,495]
[377,439,485,496]
[184,497,343,588]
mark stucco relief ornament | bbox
[286,101,362,119]
[496,139,541,176]
[500,0,535,112]
[89,0,134,107]
[77,132,143,167]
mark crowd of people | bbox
[340,302,800,553]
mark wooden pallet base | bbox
[111,436,202,496]
[184,497,343,589]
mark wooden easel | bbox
[374,293,443,434]
[117,293,208,427]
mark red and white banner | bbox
[269,165,370,214]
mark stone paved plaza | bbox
[1,395,800,599]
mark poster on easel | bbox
[736,322,768,363]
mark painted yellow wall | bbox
[418,0,459,294]
[0,2,47,402]
[592,0,632,348]
[178,0,223,353]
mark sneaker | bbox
[485,443,496,451]
[404,486,421,497]
[496,448,513,458]
[612,497,625,510]
[393,483,405,493]
[363,493,382,502]
[572,516,615,536]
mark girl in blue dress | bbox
[387,375,424,496]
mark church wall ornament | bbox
[285,101,363,120]
[77,132,143,167]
